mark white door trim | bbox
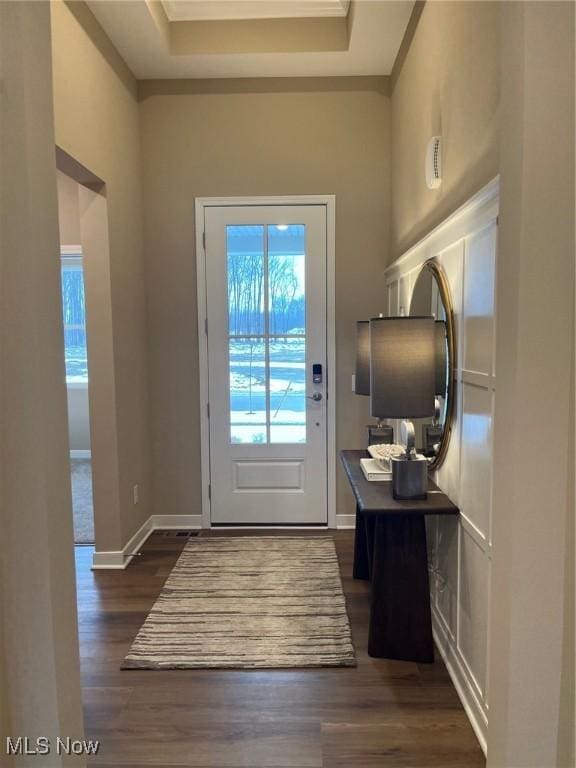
[195,195,336,529]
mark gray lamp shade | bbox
[370,316,436,419]
[355,321,370,395]
[435,320,448,395]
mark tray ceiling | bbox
[86,0,415,80]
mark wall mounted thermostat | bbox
[313,364,323,384]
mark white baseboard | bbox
[91,513,355,569]
[91,550,132,569]
[70,449,91,459]
[210,525,329,530]
[91,514,202,570]
[432,607,488,756]
[150,514,203,529]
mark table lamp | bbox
[355,320,394,446]
[369,316,435,499]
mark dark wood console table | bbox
[340,450,459,663]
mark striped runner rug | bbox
[122,536,356,669]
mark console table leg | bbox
[353,507,370,580]
[364,515,376,579]
[367,515,434,663]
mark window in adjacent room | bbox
[61,251,88,384]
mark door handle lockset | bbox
[308,392,323,402]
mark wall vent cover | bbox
[425,136,442,189]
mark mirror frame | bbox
[410,258,456,470]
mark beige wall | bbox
[0,601,10,766]
[560,359,575,767]
[67,386,91,451]
[489,3,575,766]
[390,1,500,259]
[0,1,84,761]
[139,83,391,520]
[57,170,81,245]
[51,0,151,549]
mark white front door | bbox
[203,204,328,525]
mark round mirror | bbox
[409,259,455,469]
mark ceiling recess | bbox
[85,0,415,79]
[161,1,351,22]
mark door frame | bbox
[195,195,337,529]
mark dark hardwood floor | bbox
[76,530,485,767]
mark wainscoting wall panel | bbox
[460,383,493,537]
[463,224,496,377]
[435,515,459,638]
[458,522,489,699]
[383,178,498,753]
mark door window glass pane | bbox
[269,338,306,444]
[268,225,305,334]
[229,339,267,444]
[227,225,264,336]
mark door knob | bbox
[308,392,323,402]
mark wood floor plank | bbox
[321,721,485,767]
[89,720,322,767]
[83,687,133,729]
[75,531,485,767]
[92,764,316,768]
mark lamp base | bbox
[391,454,428,500]
[367,424,394,446]
[423,424,443,457]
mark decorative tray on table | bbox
[366,443,405,472]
